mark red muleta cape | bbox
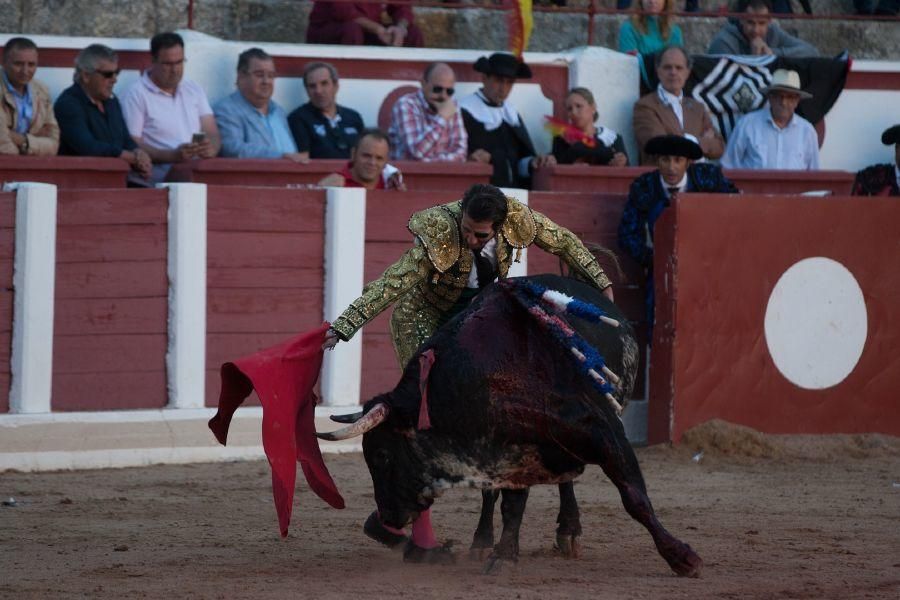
[208,322,345,537]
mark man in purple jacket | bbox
[306,1,424,47]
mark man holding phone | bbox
[121,32,221,183]
[387,62,467,162]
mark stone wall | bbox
[0,1,897,60]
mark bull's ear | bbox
[330,410,364,424]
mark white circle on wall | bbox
[764,257,867,390]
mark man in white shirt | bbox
[121,32,221,183]
[721,69,819,170]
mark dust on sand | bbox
[2,420,898,599]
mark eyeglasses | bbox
[431,85,455,96]
[93,69,121,79]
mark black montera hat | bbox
[881,124,900,146]
[645,135,703,160]
[473,53,532,79]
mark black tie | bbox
[667,187,680,199]
[473,250,496,289]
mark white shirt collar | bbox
[658,85,685,127]
[659,172,688,198]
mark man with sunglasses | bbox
[323,183,613,367]
[0,37,58,156]
[54,44,152,181]
[120,32,221,183]
[387,62,467,162]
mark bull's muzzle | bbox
[316,402,389,441]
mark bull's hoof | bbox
[403,541,456,565]
[554,532,582,559]
[482,554,517,575]
[363,511,408,549]
[664,541,703,578]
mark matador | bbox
[324,183,613,366]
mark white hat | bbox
[761,69,813,99]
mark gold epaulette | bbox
[501,197,536,250]
[407,203,461,273]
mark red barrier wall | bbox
[53,189,168,410]
[0,192,14,413]
[649,194,900,442]
[0,156,130,189]
[359,190,464,401]
[206,186,327,406]
[529,192,649,397]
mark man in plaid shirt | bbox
[388,62,467,162]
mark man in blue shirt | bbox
[54,44,152,180]
[215,48,303,161]
[287,62,365,160]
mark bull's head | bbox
[318,402,433,530]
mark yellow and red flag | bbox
[508,0,533,59]
[543,115,596,148]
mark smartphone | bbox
[191,132,207,144]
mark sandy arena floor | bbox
[1,421,898,599]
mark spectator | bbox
[458,52,555,189]
[552,87,628,166]
[618,0,683,88]
[306,1,424,47]
[852,124,899,197]
[633,46,724,165]
[54,44,151,181]
[120,32,221,184]
[0,37,59,156]
[214,48,303,161]
[288,62,364,160]
[318,129,405,190]
[388,62,467,162]
[618,135,738,329]
[707,0,819,57]
[721,69,819,170]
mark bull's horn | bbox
[330,410,364,424]
[316,403,389,441]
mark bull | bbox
[318,274,702,577]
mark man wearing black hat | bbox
[852,124,900,197]
[457,52,555,189]
[618,135,738,328]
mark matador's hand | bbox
[322,328,340,351]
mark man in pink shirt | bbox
[121,32,221,183]
[306,1,424,47]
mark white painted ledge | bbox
[320,187,366,407]
[4,182,57,414]
[0,407,361,472]
[161,183,207,409]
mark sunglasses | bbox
[94,69,121,79]
[431,85,455,96]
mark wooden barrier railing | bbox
[0,156,130,189]
[532,164,856,196]
[167,159,493,193]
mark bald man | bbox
[387,62,468,161]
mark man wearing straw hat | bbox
[721,68,819,170]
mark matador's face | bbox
[460,213,496,252]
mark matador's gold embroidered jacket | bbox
[331,197,612,366]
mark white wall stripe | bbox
[162,183,208,409]
[5,182,57,414]
[320,187,366,407]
